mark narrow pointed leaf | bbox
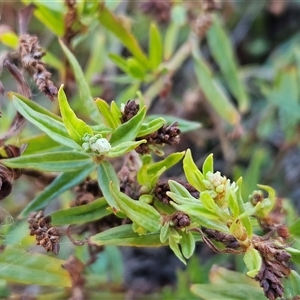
[202,153,214,176]
[59,40,101,121]
[243,246,262,278]
[89,224,165,247]
[183,149,206,192]
[127,57,146,79]
[51,198,110,225]
[11,95,80,150]
[191,283,265,300]
[1,151,92,172]
[160,222,170,243]
[149,22,163,69]
[169,233,186,264]
[109,106,147,146]
[98,5,149,66]
[19,164,95,217]
[95,98,119,129]
[58,86,93,144]
[21,134,60,155]
[193,51,241,125]
[9,92,62,122]
[109,53,129,73]
[168,180,198,199]
[107,140,146,157]
[148,151,185,175]
[0,246,71,287]
[98,161,120,209]
[137,118,166,137]
[207,15,249,113]
[180,231,195,259]
[110,182,161,233]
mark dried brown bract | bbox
[28,211,60,255]
[18,34,58,101]
[254,238,291,300]
[135,122,180,154]
[120,100,140,123]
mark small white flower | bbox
[81,133,111,155]
[90,137,111,154]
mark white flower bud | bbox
[90,137,111,154]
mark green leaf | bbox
[0,30,18,48]
[243,246,262,278]
[107,140,146,157]
[51,198,110,225]
[168,180,197,199]
[137,118,166,137]
[289,270,300,296]
[289,218,300,236]
[19,165,94,218]
[164,22,180,60]
[169,232,186,264]
[110,182,162,233]
[59,40,101,122]
[21,1,65,36]
[89,224,165,247]
[10,94,80,150]
[98,161,120,209]
[200,192,230,221]
[98,5,150,67]
[287,247,300,264]
[191,215,230,233]
[109,53,129,73]
[85,33,106,83]
[183,149,206,192]
[202,153,214,176]
[146,115,201,133]
[95,98,119,129]
[21,134,60,155]
[170,200,219,221]
[257,184,276,216]
[191,283,265,300]
[160,222,170,243]
[9,92,62,122]
[58,86,93,144]
[193,51,241,125]
[207,14,249,113]
[149,22,163,69]
[180,231,195,259]
[148,151,185,175]
[127,57,146,79]
[109,106,147,146]
[1,151,92,172]
[0,246,71,287]
[228,190,240,218]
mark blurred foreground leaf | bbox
[0,246,71,287]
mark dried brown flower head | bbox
[28,211,60,255]
[172,211,191,229]
[120,100,140,123]
[135,122,181,155]
[18,34,58,101]
[254,239,291,300]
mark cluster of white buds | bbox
[203,171,237,206]
[82,133,111,155]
